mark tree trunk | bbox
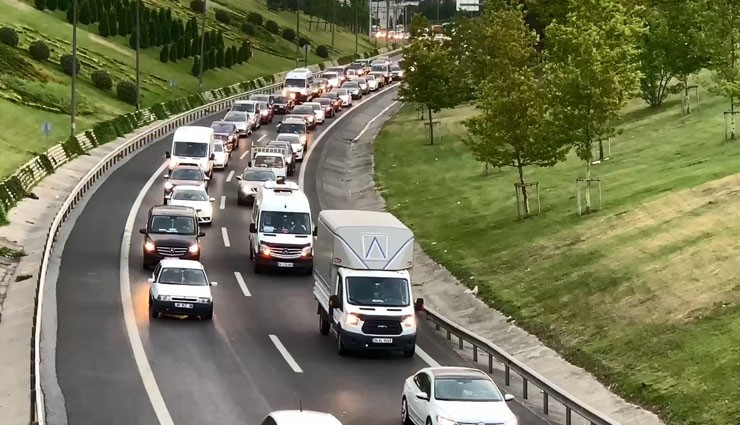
[517,161,529,217]
[682,75,691,115]
[584,156,592,212]
[598,139,604,162]
[732,96,736,140]
[427,106,434,145]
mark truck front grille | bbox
[362,320,402,336]
[265,242,309,259]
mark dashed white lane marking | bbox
[239,150,249,160]
[221,227,231,247]
[416,345,442,367]
[233,272,251,297]
[269,335,303,373]
[121,161,175,425]
[257,134,267,143]
[226,170,235,181]
[219,195,226,210]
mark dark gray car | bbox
[164,165,210,203]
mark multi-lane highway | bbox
[51,83,550,425]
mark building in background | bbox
[370,0,419,32]
[456,0,480,11]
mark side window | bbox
[153,263,162,281]
[260,416,277,425]
[251,203,259,224]
[336,276,344,310]
[413,373,431,394]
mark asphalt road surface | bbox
[53,83,550,425]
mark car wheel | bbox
[401,398,412,425]
[149,298,159,319]
[319,311,330,336]
[403,346,415,358]
[202,308,213,320]
[337,327,347,356]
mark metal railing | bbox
[28,49,403,425]
[420,306,620,425]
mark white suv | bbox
[261,410,343,425]
[148,259,217,320]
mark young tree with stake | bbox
[545,0,644,213]
[462,1,567,218]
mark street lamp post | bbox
[354,2,358,55]
[295,6,300,67]
[135,0,140,110]
[331,0,336,57]
[198,0,207,92]
[70,0,78,138]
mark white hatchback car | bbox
[275,133,304,160]
[261,410,343,425]
[148,259,217,320]
[335,89,352,107]
[212,140,230,170]
[401,367,518,425]
[303,102,326,124]
[166,185,215,224]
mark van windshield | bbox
[173,142,208,157]
[346,277,410,307]
[285,78,306,88]
[371,64,386,72]
[149,215,196,234]
[259,211,311,235]
[254,155,284,168]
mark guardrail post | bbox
[522,378,528,399]
[488,353,493,373]
[458,336,463,350]
[504,363,510,386]
[446,329,451,340]
[565,407,571,425]
[472,345,477,362]
[543,392,549,414]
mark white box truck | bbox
[313,210,423,358]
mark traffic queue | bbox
[140,56,519,425]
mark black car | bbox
[140,205,206,269]
[163,165,209,203]
[272,94,293,114]
[210,121,239,151]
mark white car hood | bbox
[314,109,325,120]
[436,400,515,423]
[233,121,247,129]
[168,199,212,213]
[259,232,312,244]
[290,142,303,153]
[157,283,211,298]
[213,152,228,162]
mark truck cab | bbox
[249,147,289,180]
[313,210,423,358]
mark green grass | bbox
[0,0,380,179]
[374,87,740,424]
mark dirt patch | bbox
[2,0,33,12]
[87,33,134,58]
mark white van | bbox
[261,410,342,425]
[283,68,317,103]
[166,126,215,177]
[249,181,315,275]
[249,147,288,180]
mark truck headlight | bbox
[345,313,361,327]
[164,182,174,190]
[157,295,172,301]
[188,243,199,254]
[436,416,456,425]
[301,246,312,257]
[144,241,155,252]
[401,314,416,329]
[259,244,272,257]
[197,297,212,303]
[299,135,306,143]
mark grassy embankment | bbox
[0,0,376,179]
[374,82,740,424]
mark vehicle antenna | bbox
[299,399,303,411]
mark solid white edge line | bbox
[268,335,303,373]
[120,161,175,425]
[226,170,235,181]
[415,345,442,368]
[297,82,401,189]
[221,227,231,247]
[233,272,251,297]
[355,101,399,141]
[219,195,226,210]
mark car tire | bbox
[401,398,412,425]
[403,346,415,358]
[319,311,330,336]
[337,328,347,356]
[253,259,261,274]
[149,298,159,319]
[202,308,213,320]
[426,418,432,425]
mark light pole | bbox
[295,4,300,67]
[330,0,336,57]
[135,0,140,110]
[354,2,359,55]
[436,0,440,22]
[70,0,78,138]
[198,0,207,92]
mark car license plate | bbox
[372,338,393,344]
[174,303,193,309]
[277,262,294,268]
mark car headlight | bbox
[157,295,172,301]
[401,314,416,329]
[301,246,312,257]
[144,241,155,252]
[197,297,212,303]
[300,135,307,143]
[259,244,271,257]
[164,182,174,190]
[188,243,199,254]
[436,416,456,425]
[345,313,361,327]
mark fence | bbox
[27,48,403,425]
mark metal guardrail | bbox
[420,306,620,425]
[28,49,403,425]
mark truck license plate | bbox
[175,303,193,309]
[277,262,294,268]
[372,338,393,344]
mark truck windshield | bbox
[371,65,386,72]
[173,142,208,157]
[254,155,284,168]
[259,211,311,235]
[346,277,410,307]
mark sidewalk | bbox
[0,120,167,425]
[316,102,665,425]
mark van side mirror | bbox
[249,223,257,233]
[236,175,242,180]
[414,392,429,401]
[210,153,215,160]
[198,231,206,237]
[414,297,425,312]
[312,226,317,236]
[329,295,341,310]
[147,278,154,283]
[247,161,252,167]
[163,174,169,179]
[504,394,515,402]
[139,228,147,234]
[165,151,171,158]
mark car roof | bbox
[225,110,247,115]
[268,410,342,425]
[277,133,300,139]
[234,99,258,104]
[171,164,202,171]
[171,184,207,192]
[211,120,234,126]
[150,205,197,216]
[282,117,306,123]
[158,258,204,269]
[243,167,276,175]
[427,367,490,380]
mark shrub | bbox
[316,44,329,58]
[214,9,231,24]
[60,54,81,75]
[0,27,19,47]
[168,43,178,62]
[34,0,46,10]
[216,47,225,68]
[241,22,255,36]
[191,56,200,77]
[116,80,138,104]
[91,70,112,90]
[246,12,263,26]
[281,27,295,42]
[159,44,169,63]
[47,0,57,10]
[265,19,279,34]
[298,36,309,47]
[28,41,50,62]
[189,0,204,13]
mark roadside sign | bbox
[169,80,177,88]
[41,121,52,137]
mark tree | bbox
[190,36,199,57]
[149,19,159,46]
[225,46,234,67]
[79,1,91,25]
[89,0,99,23]
[191,56,201,77]
[208,48,216,69]
[29,40,51,61]
[159,44,169,62]
[47,0,57,10]
[56,0,66,11]
[91,70,113,90]
[34,0,46,11]
[544,0,644,212]
[98,11,110,37]
[241,40,251,61]
[216,47,225,67]
[108,10,118,36]
[169,42,178,62]
[400,37,462,145]
[703,0,740,138]
[461,1,567,218]
[216,30,224,50]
